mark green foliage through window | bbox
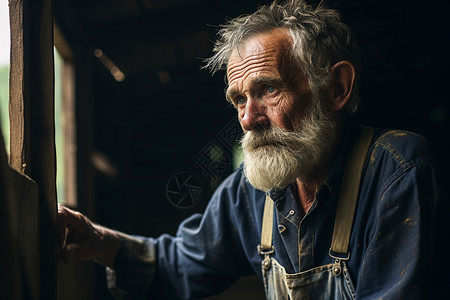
[55,48,65,203]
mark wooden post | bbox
[9,0,57,299]
[9,0,31,171]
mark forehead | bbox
[226,29,293,83]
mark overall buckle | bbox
[257,244,274,255]
[329,248,350,261]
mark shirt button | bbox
[289,210,295,215]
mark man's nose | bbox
[240,98,269,131]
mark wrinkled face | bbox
[226,29,338,191]
[226,28,312,132]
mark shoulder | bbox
[215,166,245,193]
[368,129,438,174]
[210,165,264,208]
[214,164,264,198]
[373,129,437,163]
[360,128,446,200]
[207,165,265,231]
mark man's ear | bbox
[328,61,356,112]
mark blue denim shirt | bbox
[107,120,450,299]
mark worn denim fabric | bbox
[262,258,355,300]
[108,118,450,299]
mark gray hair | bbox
[205,0,361,113]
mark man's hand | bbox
[57,204,120,268]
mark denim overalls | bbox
[258,127,374,300]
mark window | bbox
[0,0,10,155]
[54,24,77,207]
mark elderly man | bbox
[58,0,449,299]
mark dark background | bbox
[54,0,450,298]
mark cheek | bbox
[268,95,298,129]
[265,106,291,130]
[290,93,314,124]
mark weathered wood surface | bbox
[9,0,30,173]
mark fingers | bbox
[57,204,72,250]
[57,203,92,264]
[57,204,68,259]
[56,205,118,266]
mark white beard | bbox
[241,97,338,192]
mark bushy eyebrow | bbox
[225,75,284,103]
[225,88,238,104]
[254,75,284,87]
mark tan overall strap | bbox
[258,195,274,255]
[330,126,374,259]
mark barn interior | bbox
[55,0,450,298]
[1,0,449,299]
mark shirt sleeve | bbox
[356,161,450,299]
[106,233,157,299]
[106,171,259,299]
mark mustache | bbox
[241,126,299,150]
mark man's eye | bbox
[236,97,246,105]
[267,86,276,93]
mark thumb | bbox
[61,243,96,264]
